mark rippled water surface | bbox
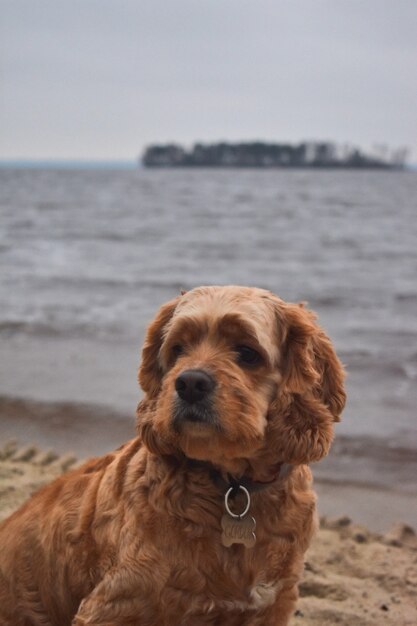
[1,167,417,451]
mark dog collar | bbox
[184,458,293,494]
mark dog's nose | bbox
[175,369,215,404]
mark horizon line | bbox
[1,158,416,171]
[0,158,138,169]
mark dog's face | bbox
[137,286,345,474]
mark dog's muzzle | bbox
[173,369,218,430]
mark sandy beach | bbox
[0,439,416,626]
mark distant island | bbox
[142,141,408,169]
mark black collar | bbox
[183,457,293,494]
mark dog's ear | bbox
[269,303,346,464]
[138,296,181,397]
[282,303,346,421]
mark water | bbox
[1,167,417,488]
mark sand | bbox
[0,441,416,625]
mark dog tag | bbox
[221,484,256,548]
[221,514,256,548]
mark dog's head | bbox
[137,286,345,475]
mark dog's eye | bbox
[172,344,184,358]
[236,345,262,366]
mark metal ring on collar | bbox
[224,485,251,519]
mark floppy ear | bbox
[138,296,181,397]
[283,304,346,421]
[270,303,346,464]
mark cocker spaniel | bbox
[0,286,345,626]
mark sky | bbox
[1,0,416,161]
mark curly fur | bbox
[0,286,345,625]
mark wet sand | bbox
[0,441,416,626]
[0,395,134,458]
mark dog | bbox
[0,285,345,625]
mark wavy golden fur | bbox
[0,286,345,625]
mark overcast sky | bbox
[1,0,416,161]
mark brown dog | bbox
[0,286,345,625]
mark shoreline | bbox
[1,394,416,532]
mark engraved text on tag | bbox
[221,514,256,548]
